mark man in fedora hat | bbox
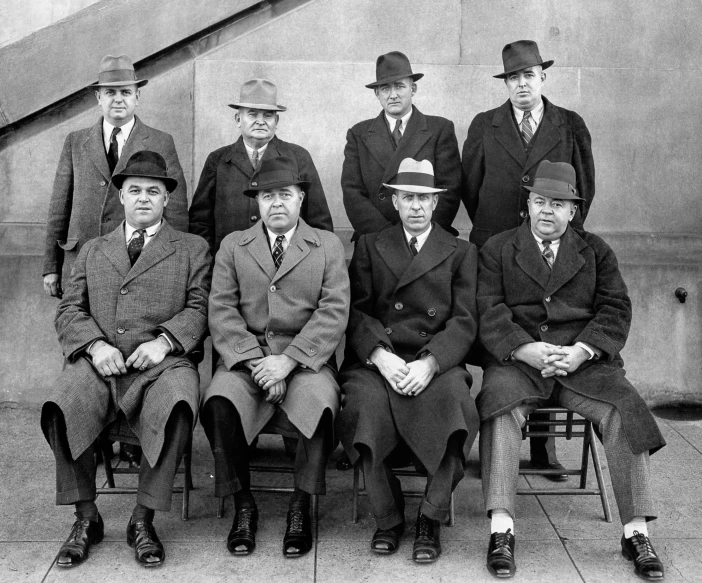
[477,160,665,580]
[342,51,462,241]
[200,155,349,558]
[41,150,210,569]
[462,39,596,479]
[337,158,480,563]
[189,78,333,256]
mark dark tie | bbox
[392,119,402,147]
[521,110,534,144]
[409,236,418,256]
[251,148,260,169]
[128,229,146,266]
[542,240,554,269]
[272,234,285,270]
[107,127,121,174]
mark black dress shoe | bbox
[531,460,568,482]
[413,512,441,563]
[283,509,313,557]
[487,529,516,578]
[335,452,353,471]
[56,513,104,568]
[621,531,665,580]
[227,506,258,555]
[119,443,142,468]
[127,516,165,567]
[370,524,404,555]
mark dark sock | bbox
[75,500,98,522]
[234,489,256,510]
[131,503,154,523]
[289,488,310,511]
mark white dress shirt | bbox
[512,98,544,134]
[125,220,161,248]
[266,223,297,253]
[404,224,432,253]
[102,117,135,158]
[385,108,413,137]
[244,141,269,165]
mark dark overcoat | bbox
[337,224,480,474]
[462,97,595,248]
[43,116,189,281]
[341,106,462,240]
[188,135,333,255]
[477,222,665,455]
[42,221,211,466]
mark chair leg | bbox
[181,452,190,521]
[449,492,455,527]
[588,423,613,523]
[312,493,319,539]
[217,495,226,519]
[352,464,360,524]
[101,440,116,488]
[579,421,592,490]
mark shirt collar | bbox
[243,140,270,157]
[531,230,560,251]
[512,98,544,125]
[125,220,161,243]
[404,223,432,251]
[265,222,297,249]
[103,116,135,145]
[385,108,413,135]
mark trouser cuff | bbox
[375,507,404,530]
[294,475,326,495]
[420,497,450,523]
[214,477,243,498]
[136,489,171,512]
[56,487,96,506]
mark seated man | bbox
[337,159,480,563]
[477,160,666,580]
[41,151,211,569]
[201,156,349,558]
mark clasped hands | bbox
[512,342,589,378]
[246,354,298,404]
[89,336,171,377]
[370,346,439,397]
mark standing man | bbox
[201,156,349,558]
[462,40,596,477]
[342,51,462,240]
[41,151,210,569]
[189,78,333,256]
[337,159,479,563]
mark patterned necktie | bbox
[251,148,260,169]
[392,119,402,147]
[409,236,418,256]
[542,240,554,269]
[107,127,121,173]
[521,110,534,144]
[128,229,146,266]
[272,234,285,270]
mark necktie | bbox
[409,236,418,256]
[251,148,260,169]
[521,110,534,144]
[272,234,285,270]
[128,229,146,266]
[392,119,402,147]
[107,127,121,173]
[542,240,554,269]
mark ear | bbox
[411,82,417,96]
[568,202,576,221]
[135,89,140,103]
[95,90,101,103]
[275,113,280,124]
[298,190,305,202]
[118,189,125,205]
[163,191,170,207]
[235,112,242,126]
[541,72,547,83]
[392,193,399,211]
[374,88,380,98]
[432,194,439,209]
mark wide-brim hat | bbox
[243,155,310,198]
[523,160,583,200]
[494,40,554,79]
[383,158,446,194]
[365,51,424,89]
[89,54,148,88]
[228,78,287,112]
[112,151,178,192]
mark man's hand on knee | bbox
[264,379,287,404]
[252,355,297,390]
[89,340,127,376]
[125,337,171,371]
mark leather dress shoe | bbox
[621,531,664,580]
[227,506,258,555]
[127,515,165,567]
[370,524,404,554]
[413,512,441,563]
[487,529,516,578]
[56,513,104,568]
[531,460,568,482]
[283,508,313,557]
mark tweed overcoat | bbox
[203,219,350,443]
[337,224,480,474]
[462,97,595,248]
[43,221,211,466]
[188,135,333,255]
[43,116,189,282]
[476,222,665,455]
[341,106,462,240]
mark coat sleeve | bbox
[296,148,333,232]
[188,151,218,253]
[570,112,595,228]
[43,133,75,277]
[461,114,486,223]
[283,235,350,371]
[431,119,462,233]
[160,133,189,233]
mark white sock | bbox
[491,509,514,534]
[624,517,648,538]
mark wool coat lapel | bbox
[492,101,527,167]
[114,116,149,175]
[227,137,256,178]
[241,222,276,281]
[381,107,432,184]
[124,221,177,284]
[545,226,587,297]
[396,225,456,290]
[514,222,550,289]
[101,223,131,278]
[374,225,413,282]
[84,118,111,181]
[524,99,564,172]
[272,221,318,283]
[361,113,395,175]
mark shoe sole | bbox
[487,564,516,578]
[56,528,104,568]
[621,551,664,581]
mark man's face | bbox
[527,192,575,240]
[257,185,304,234]
[236,107,278,147]
[95,85,139,126]
[375,77,416,119]
[392,190,438,236]
[119,176,169,229]
[505,66,545,111]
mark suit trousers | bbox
[201,396,330,498]
[480,386,655,525]
[43,402,192,512]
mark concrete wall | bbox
[1,0,701,406]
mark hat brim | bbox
[228,102,287,112]
[493,60,554,79]
[112,172,178,193]
[244,179,311,198]
[365,72,424,89]
[383,183,446,194]
[523,184,583,201]
[89,79,148,88]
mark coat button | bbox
[117,327,125,334]
[427,308,436,316]
[419,331,427,337]
[385,327,392,334]
[394,302,403,310]
[540,324,548,332]
[102,217,109,223]
[309,348,316,354]
[251,215,258,222]
[267,331,274,339]
[192,336,197,339]
[545,296,551,302]
[269,285,276,292]
[378,193,385,201]
[100,180,107,186]
[236,343,242,351]
[120,288,128,295]
[519,210,527,219]
[522,175,530,183]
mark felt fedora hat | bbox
[493,40,554,79]
[523,160,583,200]
[228,79,287,111]
[243,156,310,198]
[365,51,424,88]
[89,55,148,88]
[383,158,446,194]
[112,151,178,192]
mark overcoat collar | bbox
[84,116,149,181]
[224,135,284,178]
[375,223,457,290]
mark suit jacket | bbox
[46,220,211,465]
[462,97,595,248]
[341,106,462,240]
[188,135,333,255]
[43,116,189,281]
[477,222,665,455]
